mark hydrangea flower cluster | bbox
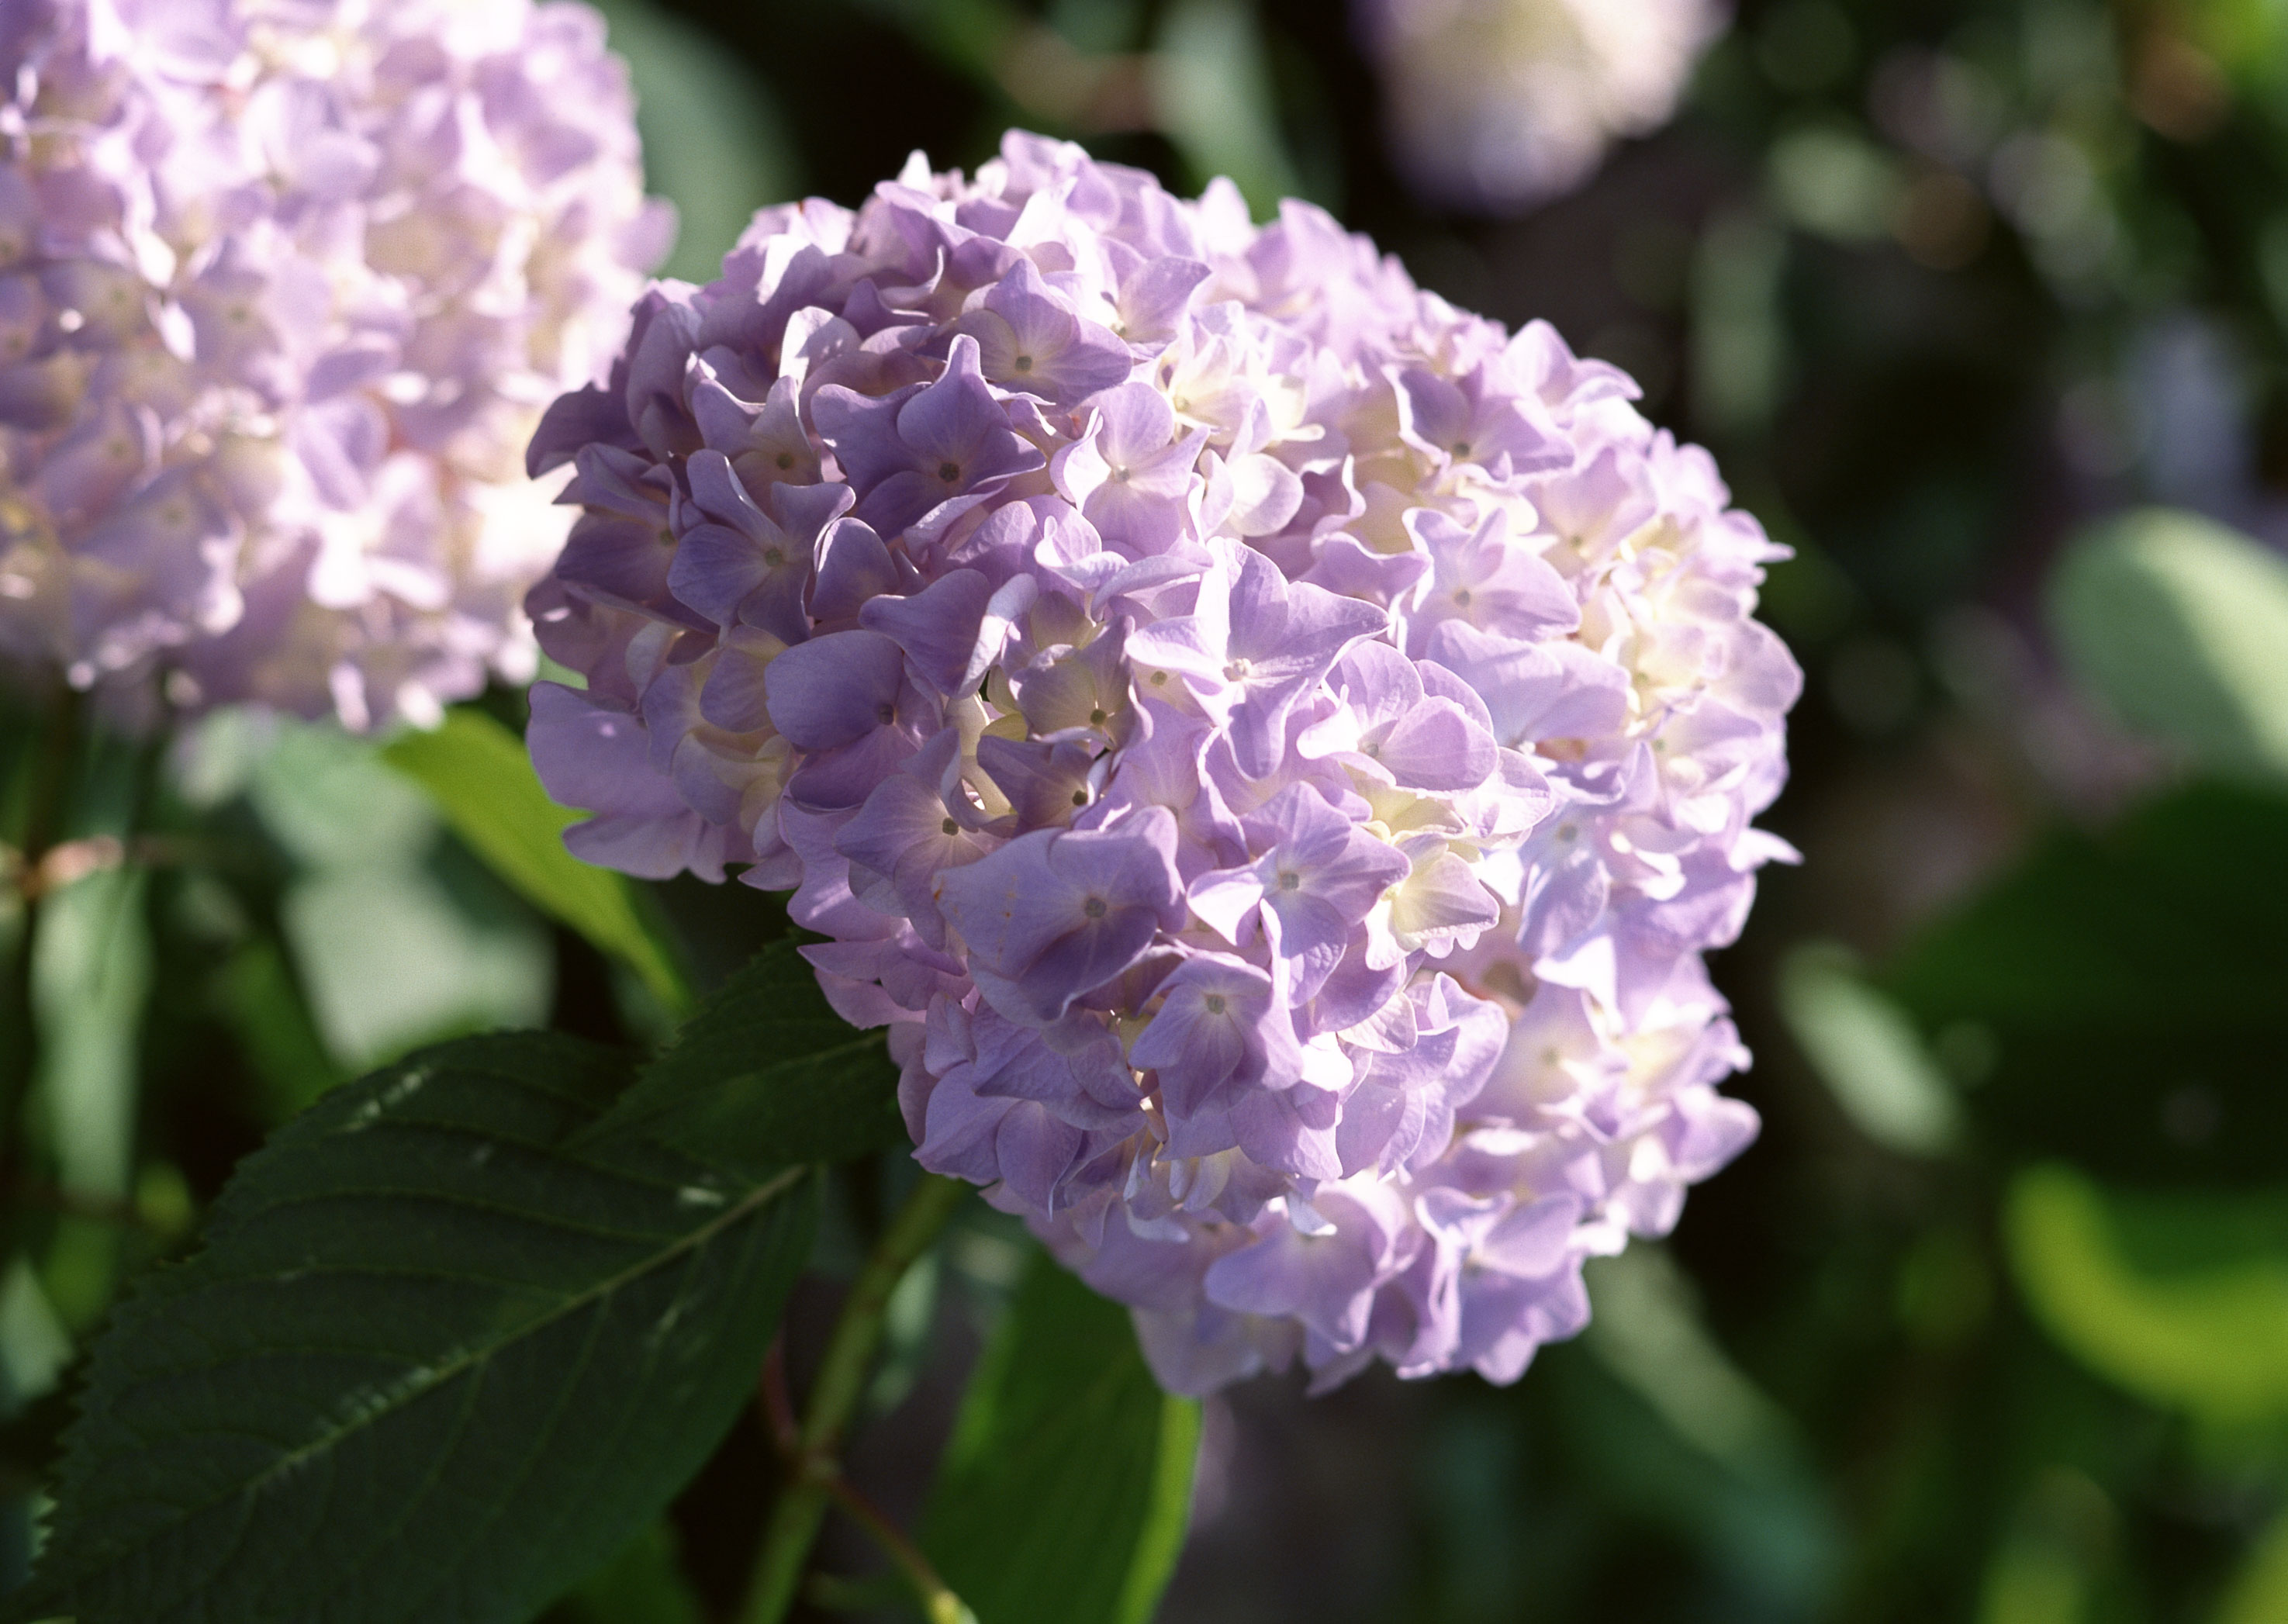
[0,0,667,727]
[527,133,1799,1394]
[1353,0,1725,213]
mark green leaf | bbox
[249,714,437,871]
[12,1031,818,1624]
[2218,1512,2288,1624]
[1882,782,2288,1183]
[1776,943,1962,1157]
[282,854,552,1070]
[551,1520,706,1624]
[1974,1529,2094,1624]
[2183,0,2288,88]
[383,707,690,1014]
[582,938,905,1180]
[2004,1164,2288,1425]
[922,1246,1200,1624]
[256,718,552,1070]
[29,866,151,1328]
[214,937,345,1122]
[1537,1340,1840,1610]
[2047,508,2288,782]
[1581,1248,1799,1470]
[1557,1250,1840,1608]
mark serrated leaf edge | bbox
[21,1162,807,1608]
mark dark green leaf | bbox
[582,938,905,1179]
[922,1246,1200,1624]
[382,708,690,1014]
[1882,782,2288,1183]
[548,1519,706,1624]
[12,1032,816,1624]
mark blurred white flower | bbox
[1357,0,1727,213]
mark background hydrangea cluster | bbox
[0,0,667,729]
[1353,0,1726,214]
[530,132,1799,1393]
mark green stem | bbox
[16,686,79,861]
[740,1172,970,1624]
[2,686,81,1194]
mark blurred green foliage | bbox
[2006,1165,2288,1425]
[2048,509,2288,779]
[383,708,691,1014]
[4,0,2288,1619]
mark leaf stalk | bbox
[2,686,80,1202]
[741,1170,972,1624]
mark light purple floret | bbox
[0,0,667,728]
[525,132,1801,1394]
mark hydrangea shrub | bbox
[527,133,1799,1394]
[0,0,667,727]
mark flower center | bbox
[776,451,796,470]
[1089,707,1108,725]
[1013,354,1034,372]
[941,817,959,835]
[1277,871,1301,891]
[1223,658,1251,681]
[1451,588,1471,608]
[937,460,962,482]
[1084,897,1108,919]
[1203,993,1226,1014]
[1070,789,1088,807]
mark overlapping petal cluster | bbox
[1353,0,1726,213]
[528,133,1799,1393]
[0,0,667,727]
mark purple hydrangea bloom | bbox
[0,0,668,727]
[527,133,1801,1394]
